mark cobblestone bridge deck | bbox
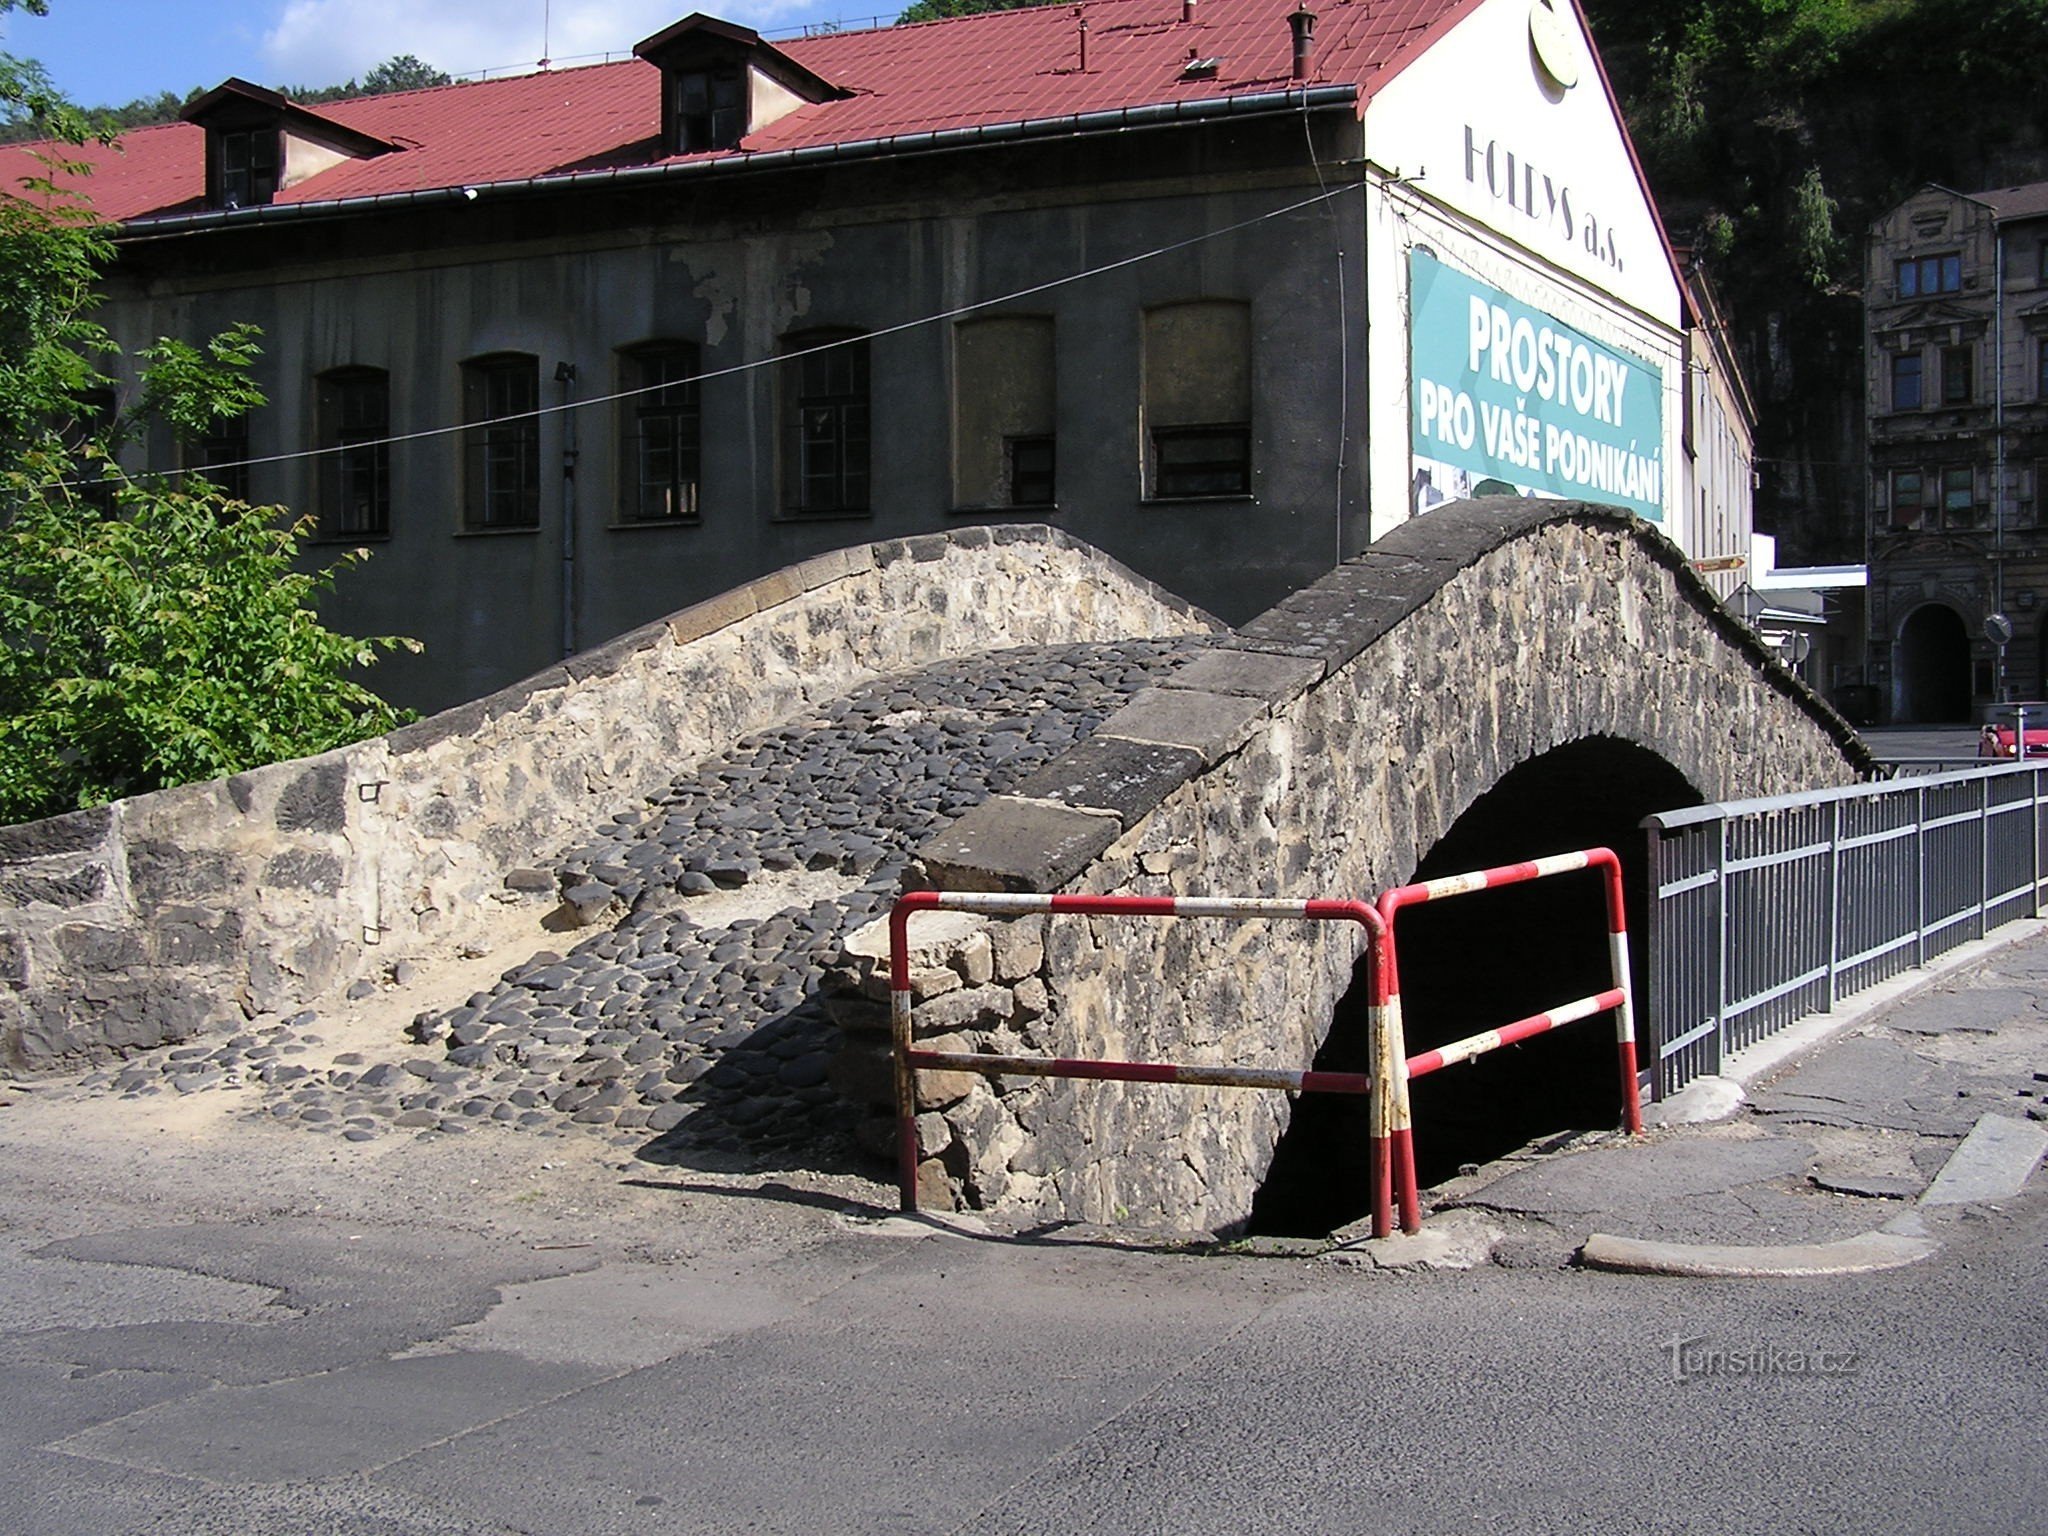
[66,637,1208,1166]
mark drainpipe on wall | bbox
[1994,226,2008,700]
[556,361,579,659]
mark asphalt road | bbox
[1,937,2044,1535]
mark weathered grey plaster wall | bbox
[0,525,1215,1072]
[106,113,1366,713]
[831,499,1874,1231]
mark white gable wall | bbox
[1360,0,1688,545]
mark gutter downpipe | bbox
[556,362,579,659]
[1995,223,2007,700]
[112,87,1363,242]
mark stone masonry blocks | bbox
[1,526,1218,1071]
[868,499,1874,1233]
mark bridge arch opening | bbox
[1897,603,1972,724]
[1249,736,1702,1236]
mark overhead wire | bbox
[69,177,1367,492]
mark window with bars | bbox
[461,354,540,531]
[316,368,389,538]
[619,344,701,523]
[782,330,869,515]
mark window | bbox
[461,354,540,531]
[671,69,745,152]
[187,412,250,501]
[218,127,279,209]
[64,387,117,513]
[1008,437,1055,507]
[782,330,869,515]
[1143,299,1251,498]
[1942,465,1978,527]
[1896,253,1961,297]
[2038,338,2048,400]
[1887,470,1926,531]
[316,368,389,538]
[1941,344,1973,406]
[619,343,701,523]
[1890,349,1923,411]
[952,316,1055,508]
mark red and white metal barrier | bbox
[1375,847,1642,1235]
[888,891,1387,1224]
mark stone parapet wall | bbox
[833,500,1874,1233]
[0,526,1216,1071]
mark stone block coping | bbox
[909,497,1878,899]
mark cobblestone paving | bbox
[74,637,1205,1164]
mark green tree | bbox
[895,0,1047,25]
[359,54,452,95]
[0,2,416,823]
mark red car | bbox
[1979,724,2048,759]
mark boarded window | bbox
[1143,300,1250,498]
[461,353,540,531]
[953,315,1054,508]
[316,367,389,537]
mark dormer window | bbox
[674,67,745,152]
[634,13,846,158]
[219,127,280,209]
[182,78,400,212]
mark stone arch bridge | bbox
[0,502,1866,1232]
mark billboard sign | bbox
[1408,249,1664,521]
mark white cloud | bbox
[260,0,855,87]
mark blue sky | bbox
[2,0,890,107]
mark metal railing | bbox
[1642,761,2048,1098]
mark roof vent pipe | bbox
[1288,6,1317,79]
[1182,0,1196,23]
[1075,6,1089,71]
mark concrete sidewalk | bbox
[1401,920,2048,1274]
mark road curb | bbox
[1577,1228,1939,1278]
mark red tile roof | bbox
[0,0,1479,224]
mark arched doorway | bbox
[1897,604,1972,723]
[1249,737,1702,1236]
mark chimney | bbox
[1288,6,1317,79]
[1076,6,1089,71]
[1182,0,1196,23]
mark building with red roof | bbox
[9,0,1750,710]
